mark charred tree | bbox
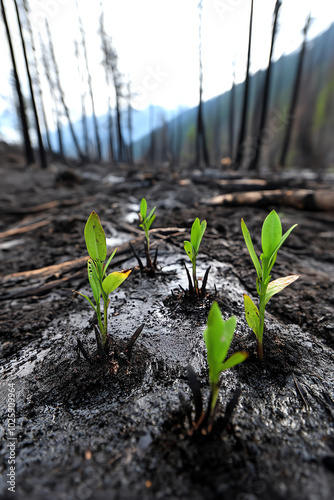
[99,9,126,163]
[14,0,47,168]
[1,0,34,164]
[76,0,101,162]
[194,0,210,168]
[279,15,311,167]
[234,0,254,168]
[45,20,83,159]
[126,79,134,165]
[39,34,64,159]
[23,0,52,154]
[248,0,282,172]
[228,65,236,160]
[74,40,89,158]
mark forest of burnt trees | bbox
[1,0,334,174]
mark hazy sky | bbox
[1,0,334,137]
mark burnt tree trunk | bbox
[279,15,311,167]
[14,0,47,169]
[1,0,34,164]
[234,0,253,168]
[248,0,282,172]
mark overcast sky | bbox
[1,0,334,137]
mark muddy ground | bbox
[0,151,334,500]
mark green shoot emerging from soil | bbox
[139,198,156,253]
[204,302,248,417]
[241,210,299,360]
[75,211,131,349]
[184,218,208,296]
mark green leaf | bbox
[140,198,147,220]
[241,218,262,279]
[102,269,131,295]
[74,291,97,312]
[184,240,194,262]
[145,212,156,232]
[87,259,101,305]
[268,224,298,268]
[221,351,249,371]
[84,212,107,262]
[103,248,117,277]
[243,294,260,338]
[203,302,236,386]
[191,218,206,256]
[261,210,282,259]
[265,275,299,305]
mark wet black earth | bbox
[0,158,334,499]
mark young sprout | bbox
[75,211,131,350]
[204,302,248,416]
[241,210,299,360]
[184,218,208,296]
[139,198,156,254]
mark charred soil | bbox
[0,154,334,500]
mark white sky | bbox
[1,0,334,132]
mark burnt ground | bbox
[0,151,334,500]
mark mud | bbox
[0,157,334,499]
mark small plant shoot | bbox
[204,302,248,417]
[185,302,248,434]
[75,211,131,351]
[183,218,210,297]
[241,210,299,360]
[131,198,158,273]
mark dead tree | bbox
[228,63,236,160]
[75,0,101,162]
[194,0,210,167]
[74,40,89,158]
[279,15,311,167]
[23,0,52,154]
[39,34,64,159]
[126,79,134,165]
[248,0,282,172]
[234,0,254,168]
[1,0,34,164]
[14,0,47,168]
[45,20,83,159]
[99,10,126,163]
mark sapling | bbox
[186,301,248,433]
[75,211,131,350]
[131,198,157,272]
[241,210,299,360]
[184,218,210,297]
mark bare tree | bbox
[23,0,52,154]
[279,15,311,167]
[75,0,101,162]
[14,0,47,168]
[194,0,210,167]
[99,8,126,163]
[39,33,64,159]
[248,0,282,172]
[234,0,254,168]
[74,40,89,158]
[45,19,83,159]
[126,78,134,165]
[228,63,236,160]
[1,0,34,164]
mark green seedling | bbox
[241,210,299,360]
[183,218,210,297]
[131,198,157,272]
[139,198,156,253]
[75,211,131,350]
[185,302,248,433]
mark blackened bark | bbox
[14,0,47,168]
[1,0,34,164]
[279,15,311,167]
[248,0,282,172]
[234,0,254,168]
